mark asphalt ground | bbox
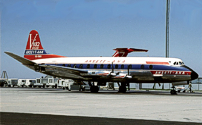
[1,112,201,125]
[0,87,202,124]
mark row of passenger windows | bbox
[58,64,154,69]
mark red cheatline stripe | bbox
[146,61,169,65]
[24,54,65,60]
[150,71,191,75]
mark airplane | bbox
[5,30,198,94]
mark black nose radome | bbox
[191,71,198,80]
[182,65,198,80]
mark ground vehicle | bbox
[0,78,7,87]
[58,79,74,90]
[70,81,90,91]
[18,79,26,87]
[40,77,48,88]
[34,78,44,88]
[47,77,58,88]
[25,79,36,87]
[58,79,90,91]
[7,78,18,87]
[34,76,58,88]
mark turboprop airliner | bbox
[5,30,198,94]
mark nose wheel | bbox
[170,86,177,95]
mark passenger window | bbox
[100,64,104,69]
[94,64,97,69]
[141,64,144,69]
[149,65,153,69]
[121,64,124,69]
[115,64,118,69]
[174,62,176,65]
[87,64,90,69]
[107,64,111,69]
[128,65,132,69]
[63,64,65,67]
[79,64,83,68]
[73,64,76,68]
[67,64,71,67]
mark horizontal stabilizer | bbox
[5,52,36,65]
[113,48,148,57]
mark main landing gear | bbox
[88,81,99,93]
[118,82,129,93]
[90,86,99,93]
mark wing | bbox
[5,52,36,65]
[5,52,131,81]
[39,65,90,79]
[5,52,89,80]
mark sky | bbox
[0,0,202,79]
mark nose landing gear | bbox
[170,86,177,95]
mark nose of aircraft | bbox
[191,70,198,80]
[183,65,198,80]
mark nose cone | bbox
[191,71,198,80]
[183,65,199,80]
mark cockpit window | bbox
[173,61,184,66]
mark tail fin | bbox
[24,30,64,60]
[112,48,148,57]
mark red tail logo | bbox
[26,30,43,50]
[24,30,64,60]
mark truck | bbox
[58,79,74,90]
[0,78,7,87]
[7,78,18,87]
[70,81,90,91]
[34,78,44,88]
[47,77,58,88]
[18,79,26,87]
[34,76,58,88]
[25,79,36,88]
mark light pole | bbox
[166,0,170,58]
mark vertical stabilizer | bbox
[24,30,64,60]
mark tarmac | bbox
[0,87,202,124]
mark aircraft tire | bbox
[170,90,177,95]
[90,86,99,93]
[119,86,126,93]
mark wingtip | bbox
[4,51,11,53]
[4,51,10,55]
